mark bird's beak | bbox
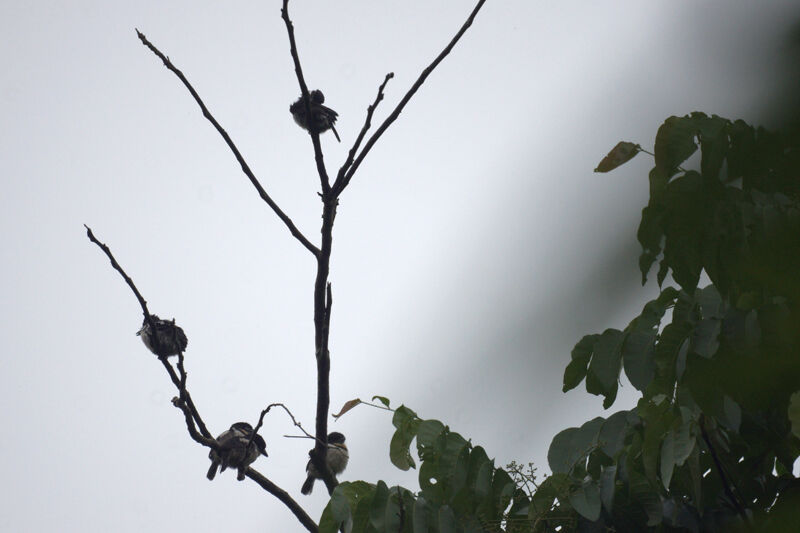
[136,327,143,336]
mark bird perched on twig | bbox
[301,431,348,495]
[136,315,187,357]
[290,90,341,142]
[207,422,267,481]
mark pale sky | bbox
[2,1,799,531]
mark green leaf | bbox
[622,330,656,391]
[416,420,446,449]
[586,329,624,408]
[639,249,658,285]
[351,492,374,532]
[655,115,699,174]
[438,505,457,533]
[660,429,676,490]
[649,166,670,200]
[369,481,390,531]
[599,465,617,512]
[569,479,601,521]
[721,395,741,432]
[660,172,706,292]
[392,405,418,430]
[629,470,663,526]
[319,485,354,533]
[654,321,692,382]
[390,430,417,471]
[382,486,404,532]
[530,473,571,518]
[564,334,599,392]
[372,395,391,408]
[656,258,670,287]
[697,114,729,180]
[548,417,604,474]
[465,446,491,490]
[789,391,800,440]
[635,287,679,330]
[598,410,632,458]
[637,206,664,253]
[413,497,430,533]
[390,406,420,471]
[690,318,721,358]
[639,400,674,483]
[595,141,640,172]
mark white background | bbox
[2,1,799,531]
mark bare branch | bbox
[85,224,212,438]
[84,224,152,316]
[85,225,313,528]
[247,469,319,533]
[337,0,487,193]
[135,30,320,258]
[280,1,331,194]
[313,199,337,494]
[699,416,752,528]
[332,73,394,197]
[245,402,323,458]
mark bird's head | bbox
[327,432,346,445]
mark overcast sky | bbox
[2,1,799,531]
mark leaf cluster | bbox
[552,113,800,531]
[320,404,527,533]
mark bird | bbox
[289,89,341,142]
[207,422,267,481]
[301,432,348,495]
[136,315,188,357]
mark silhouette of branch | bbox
[312,198,337,495]
[699,416,751,528]
[84,224,212,438]
[281,0,331,194]
[244,402,323,460]
[135,30,320,258]
[280,0,342,495]
[247,469,319,532]
[332,72,394,197]
[84,225,313,529]
[336,0,488,193]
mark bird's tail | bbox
[301,476,315,495]
[331,125,341,142]
[207,459,220,480]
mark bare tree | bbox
[85,1,487,530]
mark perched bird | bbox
[289,89,341,142]
[301,432,348,495]
[207,422,267,481]
[136,315,188,357]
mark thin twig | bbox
[336,0,488,193]
[84,224,212,434]
[281,0,339,495]
[85,225,312,528]
[332,72,394,196]
[244,402,324,455]
[247,469,319,533]
[699,416,751,528]
[135,30,320,258]
[280,1,331,194]
[84,224,152,315]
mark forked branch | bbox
[84,225,317,532]
[334,0,488,194]
[135,30,320,258]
